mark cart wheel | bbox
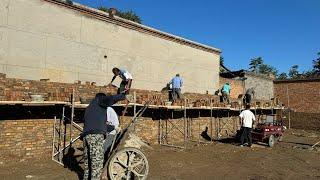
[108,147,149,180]
[268,135,275,147]
[277,135,283,142]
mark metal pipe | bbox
[62,106,66,161]
[52,116,57,162]
[133,91,137,117]
[184,99,187,148]
[210,98,213,142]
[286,85,291,129]
[70,89,75,146]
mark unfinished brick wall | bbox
[274,79,320,130]
[0,112,239,159]
[0,73,226,107]
[274,79,320,113]
[0,119,54,158]
[219,77,244,99]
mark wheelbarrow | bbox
[101,101,151,180]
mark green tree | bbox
[98,7,142,24]
[249,57,263,73]
[219,56,226,73]
[118,10,142,24]
[312,52,320,74]
[301,70,316,78]
[277,73,288,80]
[259,64,278,76]
[288,65,300,79]
[98,7,108,12]
[220,56,224,65]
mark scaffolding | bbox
[51,90,83,166]
[50,89,284,163]
[158,98,284,148]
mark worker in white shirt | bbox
[104,107,120,153]
[109,67,133,95]
[239,104,256,147]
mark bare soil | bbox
[1,129,319,180]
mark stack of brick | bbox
[0,73,248,108]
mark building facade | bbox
[0,0,220,94]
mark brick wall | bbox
[219,77,244,99]
[274,79,320,113]
[274,79,320,130]
[0,119,54,158]
[0,115,238,159]
[0,73,228,107]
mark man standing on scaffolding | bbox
[109,67,133,95]
[81,93,129,180]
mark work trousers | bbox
[118,80,131,95]
[222,92,230,104]
[245,94,252,104]
[83,134,105,180]
[103,134,115,154]
[240,127,252,146]
[172,88,182,101]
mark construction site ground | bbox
[1,129,319,180]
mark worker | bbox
[81,93,128,180]
[169,74,183,101]
[239,104,256,147]
[221,82,231,104]
[104,106,120,154]
[244,87,255,104]
[109,67,133,95]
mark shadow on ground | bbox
[62,147,84,180]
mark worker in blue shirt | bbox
[221,82,231,104]
[169,74,183,101]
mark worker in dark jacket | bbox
[82,93,125,180]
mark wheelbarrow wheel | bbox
[268,135,275,147]
[108,147,149,180]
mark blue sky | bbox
[74,0,320,74]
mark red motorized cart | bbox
[251,115,285,147]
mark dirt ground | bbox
[0,129,319,180]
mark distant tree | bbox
[258,64,278,76]
[98,7,108,12]
[219,56,226,73]
[301,70,316,78]
[98,6,142,24]
[249,57,263,73]
[312,52,320,74]
[220,56,224,65]
[288,65,300,79]
[118,10,142,24]
[277,73,288,80]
